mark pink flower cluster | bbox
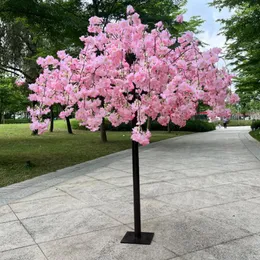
[175,14,184,23]
[28,6,237,145]
[15,79,26,86]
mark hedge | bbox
[228,120,252,126]
[251,120,260,130]
[104,119,215,132]
[2,118,215,132]
[3,119,30,124]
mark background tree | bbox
[0,0,203,140]
[0,77,28,123]
[210,0,260,98]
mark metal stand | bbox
[121,116,154,245]
[121,231,154,245]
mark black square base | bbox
[121,231,154,245]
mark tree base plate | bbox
[120,231,154,245]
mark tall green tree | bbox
[0,0,203,139]
[0,77,28,123]
[0,20,38,83]
[1,0,203,61]
[210,0,260,96]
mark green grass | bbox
[250,130,260,142]
[228,120,252,126]
[0,121,192,187]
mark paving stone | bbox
[10,195,88,219]
[39,225,176,260]
[194,200,260,233]
[171,251,218,260]
[1,126,259,260]
[174,235,260,260]
[155,189,231,211]
[247,196,260,205]
[220,162,260,172]
[0,199,8,207]
[0,245,46,260]
[142,162,188,172]
[0,205,17,223]
[235,171,260,186]
[143,171,187,181]
[138,182,192,198]
[1,187,48,201]
[21,207,122,243]
[57,179,115,191]
[204,234,260,260]
[106,161,132,172]
[17,187,66,202]
[103,175,159,187]
[202,183,260,201]
[86,167,131,179]
[32,177,68,188]
[64,186,133,205]
[95,198,180,224]
[0,221,35,251]
[107,162,167,174]
[177,167,224,177]
[169,175,231,189]
[142,212,250,255]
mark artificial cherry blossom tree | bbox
[28,5,239,244]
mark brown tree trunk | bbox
[31,101,38,135]
[146,117,151,131]
[100,117,107,142]
[50,106,54,132]
[195,103,200,120]
[99,97,107,142]
[65,117,73,134]
[0,112,3,124]
[32,129,38,135]
[167,122,171,133]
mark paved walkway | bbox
[1,126,260,260]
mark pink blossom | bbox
[59,108,74,119]
[229,93,240,104]
[131,127,151,146]
[127,5,135,14]
[89,16,103,25]
[155,21,164,29]
[27,6,237,145]
[183,31,193,42]
[158,116,170,126]
[57,50,67,60]
[175,14,184,23]
[15,79,26,86]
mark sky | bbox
[185,0,232,52]
[82,0,232,52]
[185,0,235,90]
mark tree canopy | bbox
[27,6,237,142]
[0,0,203,80]
[0,77,29,123]
[0,0,204,128]
[210,0,260,98]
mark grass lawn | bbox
[250,130,260,142]
[228,120,252,126]
[0,120,192,187]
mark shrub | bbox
[228,120,252,126]
[4,119,30,124]
[181,120,215,132]
[251,120,260,130]
[68,118,215,132]
[70,119,87,130]
[106,119,215,132]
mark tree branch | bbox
[0,65,35,81]
[0,67,20,77]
